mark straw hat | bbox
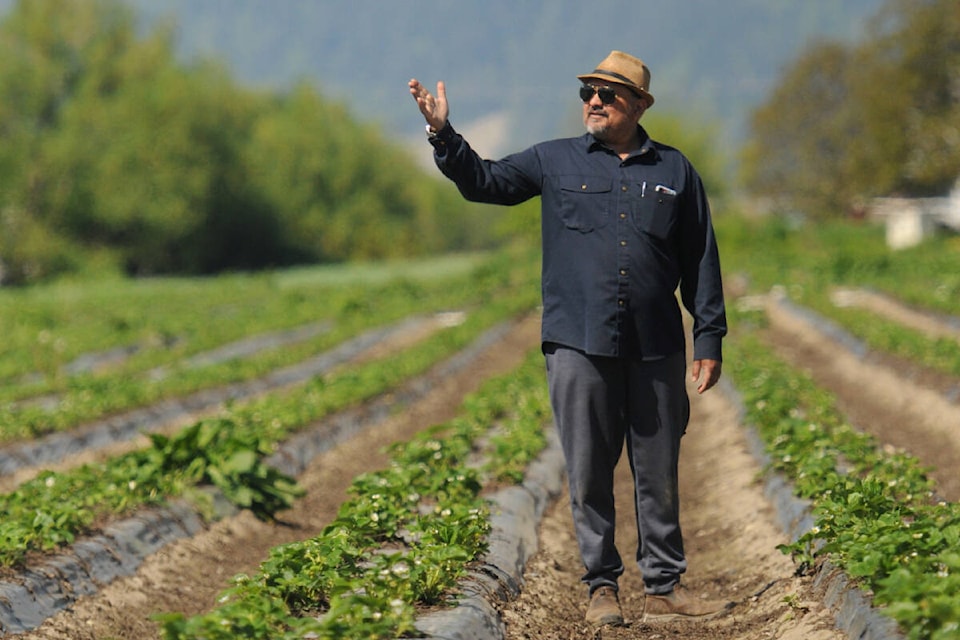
[578,50,654,106]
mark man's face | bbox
[581,82,647,141]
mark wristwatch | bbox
[425,122,449,150]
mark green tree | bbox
[880,0,960,194]
[740,41,861,218]
[35,22,280,274]
[0,0,137,281]
[741,0,960,217]
[245,84,494,263]
[0,0,503,284]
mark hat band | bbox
[592,67,641,90]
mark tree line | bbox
[740,0,960,219]
[0,0,494,286]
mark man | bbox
[409,50,729,626]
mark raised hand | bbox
[408,78,449,131]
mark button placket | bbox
[614,176,632,353]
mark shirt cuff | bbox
[428,121,455,155]
[692,334,723,362]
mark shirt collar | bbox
[584,125,660,160]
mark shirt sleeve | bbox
[431,122,542,205]
[678,164,727,362]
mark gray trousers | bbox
[544,344,689,595]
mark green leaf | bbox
[223,450,257,475]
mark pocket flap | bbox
[559,175,612,194]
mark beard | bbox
[584,108,611,139]
[586,123,609,139]
[585,119,610,140]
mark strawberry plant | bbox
[147,419,305,521]
[157,349,551,639]
[728,307,960,639]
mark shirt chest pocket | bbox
[557,175,612,233]
[632,186,679,240]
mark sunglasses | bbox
[579,84,619,105]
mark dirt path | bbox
[19,316,540,640]
[830,288,960,346]
[499,365,846,640]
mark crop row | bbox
[0,251,537,443]
[793,295,960,379]
[0,271,540,568]
[0,253,492,387]
[716,216,960,316]
[157,348,551,639]
[716,216,960,377]
[728,307,959,640]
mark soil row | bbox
[764,294,960,501]
[0,315,438,494]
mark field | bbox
[0,221,958,640]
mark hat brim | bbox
[577,73,655,106]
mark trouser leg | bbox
[544,344,626,593]
[623,352,689,594]
[545,345,690,595]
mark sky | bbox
[0,0,887,159]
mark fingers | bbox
[432,80,449,127]
[408,78,449,131]
[408,78,431,108]
[692,359,722,394]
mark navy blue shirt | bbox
[431,122,726,362]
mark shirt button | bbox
[618,299,625,306]
[619,212,627,219]
[620,240,627,247]
[619,269,627,276]
[621,185,628,192]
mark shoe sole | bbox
[642,608,726,623]
[587,614,625,626]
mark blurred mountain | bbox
[2,0,887,157]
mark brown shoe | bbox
[642,584,732,622]
[585,586,624,626]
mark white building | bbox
[870,180,960,249]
